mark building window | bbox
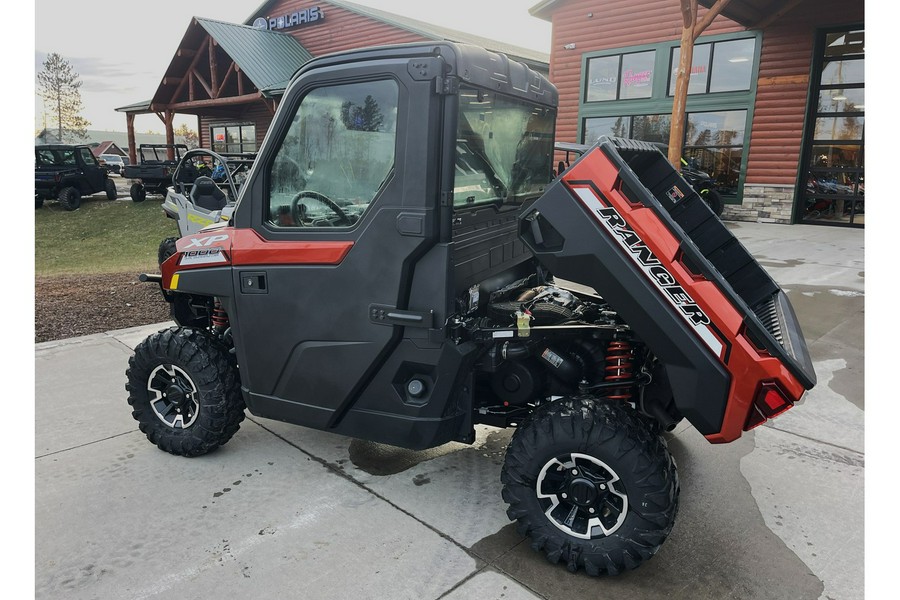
[211,124,256,154]
[668,38,756,95]
[684,110,747,195]
[266,79,399,229]
[585,50,655,102]
[800,28,864,226]
[583,110,745,196]
[584,114,672,146]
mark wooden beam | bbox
[694,0,731,39]
[218,62,237,94]
[209,39,219,98]
[155,112,166,124]
[754,0,805,30]
[177,48,196,58]
[167,92,263,111]
[162,77,182,86]
[192,70,214,99]
[170,37,210,103]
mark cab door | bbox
[78,147,106,193]
[227,57,448,432]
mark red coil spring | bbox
[211,301,229,331]
[604,340,634,400]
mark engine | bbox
[457,277,681,431]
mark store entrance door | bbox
[798,28,864,227]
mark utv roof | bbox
[289,41,558,107]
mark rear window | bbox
[453,87,555,210]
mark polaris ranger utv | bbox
[127,42,815,576]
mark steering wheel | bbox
[290,191,351,226]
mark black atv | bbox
[35,144,117,210]
[123,143,189,202]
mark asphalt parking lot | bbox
[34,220,865,599]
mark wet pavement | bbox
[34,221,865,599]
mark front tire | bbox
[125,327,244,457]
[701,187,724,217]
[130,182,146,203]
[158,237,178,265]
[501,397,679,576]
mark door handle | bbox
[240,271,267,294]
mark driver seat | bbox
[190,176,227,211]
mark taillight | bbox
[743,382,794,431]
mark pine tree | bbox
[37,53,90,143]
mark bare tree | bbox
[37,53,90,143]
[174,123,199,148]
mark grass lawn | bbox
[35,195,176,276]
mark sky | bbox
[32,0,552,134]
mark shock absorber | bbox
[211,299,229,333]
[604,340,634,400]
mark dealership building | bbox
[120,0,864,227]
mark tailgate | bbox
[519,137,815,443]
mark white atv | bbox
[157,149,254,264]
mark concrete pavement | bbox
[34,221,865,599]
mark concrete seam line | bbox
[35,430,139,459]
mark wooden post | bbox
[126,114,137,166]
[165,111,175,160]
[668,0,732,168]
[668,0,697,168]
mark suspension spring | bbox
[211,300,229,331]
[604,340,634,400]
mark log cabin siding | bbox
[546,0,741,146]
[544,0,863,187]
[258,0,427,57]
[747,1,863,184]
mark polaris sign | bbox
[253,6,324,31]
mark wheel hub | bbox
[567,477,599,507]
[536,452,628,539]
[147,364,200,429]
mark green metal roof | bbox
[195,17,313,94]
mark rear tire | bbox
[106,178,117,200]
[125,327,244,457]
[58,186,81,211]
[701,187,724,217]
[501,397,679,576]
[130,183,146,203]
[158,237,178,265]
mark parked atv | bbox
[681,156,724,217]
[123,144,189,202]
[35,144,117,210]
[556,143,725,216]
[127,43,815,577]
[156,149,253,264]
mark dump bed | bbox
[519,137,815,442]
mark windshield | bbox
[453,87,555,209]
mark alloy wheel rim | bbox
[147,364,200,429]
[536,452,628,539]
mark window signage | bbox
[253,6,324,31]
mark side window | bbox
[79,148,97,166]
[268,79,399,228]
